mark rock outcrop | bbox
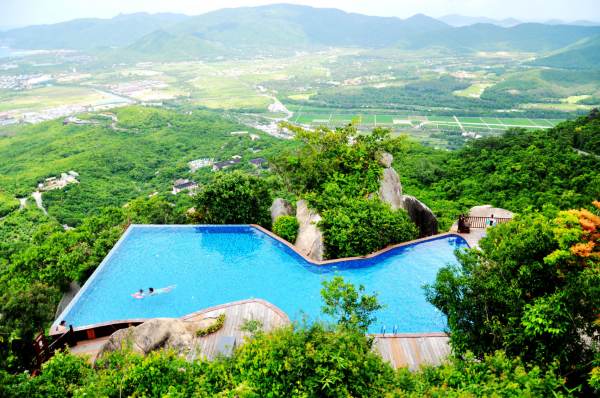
[379,167,403,210]
[294,200,324,261]
[99,318,196,357]
[377,151,394,168]
[401,195,438,237]
[376,152,438,237]
[270,198,293,224]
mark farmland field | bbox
[288,109,562,131]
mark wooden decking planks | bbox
[183,299,290,361]
[372,334,451,370]
[70,300,450,372]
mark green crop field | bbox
[289,109,563,132]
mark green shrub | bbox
[0,192,19,218]
[195,171,273,227]
[272,216,299,243]
[319,196,418,259]
[196,313,226,337]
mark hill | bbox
[127,5,448,58]
[0,106,282,225]
[408,23,600,52]
[0,13,188,50]
[530,35,600,69]
[2,5,600,59]
[438,14,521,28]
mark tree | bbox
[320,276,383,332]
[319,193,418,258]
[0,281,60,372]
[426,203,600,391]
[195,171,272,227]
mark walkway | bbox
[451,205,514,248]
[373,333,450,371]
[31,191,47,215]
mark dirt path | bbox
[32,191,48,215]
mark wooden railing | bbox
[464,216,512,229]
[33,326,76,371]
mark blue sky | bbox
[2,0,600,28]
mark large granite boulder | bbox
[99,318,196,356]
[294,200,324,261]
[401,195,438,237]
[377,151,394,168]
[379,167,403,210]
[270,198,293,224]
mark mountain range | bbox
[1,4,600,64]
[439,14,600,28]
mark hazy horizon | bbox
[2,0,600,29]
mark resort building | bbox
[249,157,268,168]
[172,179,199,195]
[188,158,214,172]
[212,157,241,172]
[38,172,80,191]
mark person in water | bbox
[132,285,175,299]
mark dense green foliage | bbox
[319,195,417,258]
[0,106,279,225]
[397,113,600,229]
[0,191,19,218]
[321,276,383,332]
[426,205,600,391]
[272,215,299,243]
[194,171,273,227]
[275,125,418,258]
[0,331,571,397]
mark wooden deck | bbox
[182,299,290,361]
[372,333,451,370]
[70,299,290,362]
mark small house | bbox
[249,158,268,168]
[172,179,199,195]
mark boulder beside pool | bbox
[294,200,324,261]
[99,318,196,356]
[270,198,293,224]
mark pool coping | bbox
[251,224,469,265]
[51,224,467,336]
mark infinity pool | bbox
[54,225,468,334]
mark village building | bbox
[188,158,214,172]
[212,157,241,172]
[38,171,80,191]
[249,158,268,168]
[172,179,199,195]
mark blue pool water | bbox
[55,225,468,334]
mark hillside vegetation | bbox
[398,111,600,228]
[0,110,598,395]
[0,106,283,225]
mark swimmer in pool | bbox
[148,285,176,295]
[131,286,175,299]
